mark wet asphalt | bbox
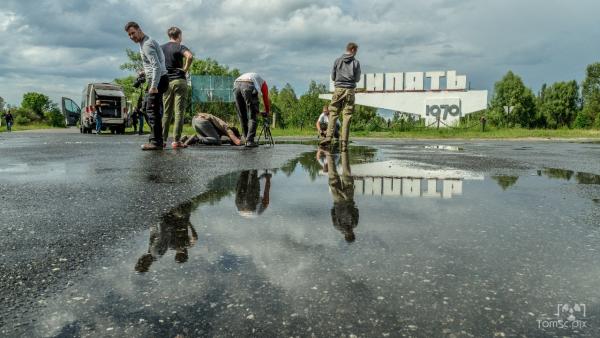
[1,129,599,337]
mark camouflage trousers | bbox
[326,87,355,145]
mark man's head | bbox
[346,42,359,56]
[167,27,182,43]
[322,105,330,115]
[124,21,144,43]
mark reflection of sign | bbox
[354,177,463,199]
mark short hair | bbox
[124,21,140,32]
[323,105,329,111]
[167,27,182,39]
[346,42,358,51]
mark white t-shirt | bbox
[318,113,341,126]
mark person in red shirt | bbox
[233,73,270,148]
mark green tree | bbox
[273,83,299,128]
[351,105,384,131]
[119,48,143,72]
[581,62,600,128]
[537,80,580,128]
[0,96,5,112]
[297,81,328,129]
[489,71,537,128]
[21,92,52,118]
[189,58,240,77]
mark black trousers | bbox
[234,82,259,143]
[145,75,170,145]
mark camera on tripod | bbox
[133,73,146,89]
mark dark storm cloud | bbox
[1,0,600,105]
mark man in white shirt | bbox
[316,105,340,139]
[233,73,270,148]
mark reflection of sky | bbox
[28,155,600,337]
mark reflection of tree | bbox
[543,168,574,181]
[280,146,377,181]
[576,172,600,185]
[491,175,519,190]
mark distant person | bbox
[3,111,13,132]
[161,27,193,149]
[93,100,103,134]
[236,170,271,217]
[316,105,340,139]
[320,42,361,151]
[125,21,169,150]
[131,108,139,134]
[233,73,271,148]
[182,112,242,146]
[135,200,199,272]
[326,150,359,242]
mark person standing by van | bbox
[125,21,169,150]
[93,100,103,134]
[161,27,193,149]
[320,42,361,151]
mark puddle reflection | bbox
[538,168,600,184]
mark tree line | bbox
[0,92,65,127]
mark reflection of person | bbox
[327,150,359,242]
[125,21,169,150]
[182,113,242,146]
[135,200,199,272]
[316,105,340,139]
[235,170,271,217]
[233,73,271,148]
[93,100,103,134]
[320,42,361,151]
[161,27,193,148]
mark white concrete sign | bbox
[321,70,487,127]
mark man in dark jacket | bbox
[320,42,361,150]
[3,111,14,132]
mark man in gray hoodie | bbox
[320,42,361,150]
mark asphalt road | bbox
[1,129,599,336]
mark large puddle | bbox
[31,146,600,337]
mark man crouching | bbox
[182,113,242,146]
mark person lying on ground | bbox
[181,113,243,146]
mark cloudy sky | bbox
[1,0,599,106]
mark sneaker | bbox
[245,141,259,148]
[172,141,187,149]
[141,143,163,151]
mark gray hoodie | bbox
[331,53,361,89]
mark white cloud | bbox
[1,0,600,106]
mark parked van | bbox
[62,83,129,134]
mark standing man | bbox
[93,100,103,134]
[233,73,270,148]
[3,111,13,132]
[125,21,169,150]
[320,42,361,150]
[161,27,193,149]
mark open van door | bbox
[61,97,81,126]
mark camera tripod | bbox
[257,117,274,147]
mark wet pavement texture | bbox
[1,131,600,337]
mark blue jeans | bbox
[95,116,102,133]
[138,114,144,134]
[6,121,12,132]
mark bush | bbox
[573,111,592,128]
[13,108,39,125]
[44,108,66,127]
[14,115,31,125]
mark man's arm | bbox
[331,59,338,81]
[182,46,193,73]
[261,82,270,115]
[142,41,161,91]
[354,60,361,83]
